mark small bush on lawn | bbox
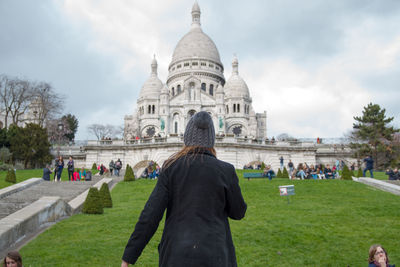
[261,162,265,170]
[276,169,282,178]
[341,165,352,180]
[282,167,289,178]
[5,169,16,183]
[92,163,97,171]
[124,165,135,181]
[357,168,363,177]
[82,187,103,214]
[99,183,112,208]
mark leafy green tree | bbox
[8,123,51,168]
[351,103,399,169]
[62,114,79,142]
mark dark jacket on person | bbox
[386,170,399,180]
[364,157,374,170]
[368,262,395,267]
[67,160,74,171]
[42,167,52,181]
[122,150,247,266]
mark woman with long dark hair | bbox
[121,111,247,266]
[3,251,22,267]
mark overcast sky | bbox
[1,0,399,140]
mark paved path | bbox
[0,173,124,220]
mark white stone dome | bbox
[139,57,163,99]
[224,56,249,98]
[170,2,222,66]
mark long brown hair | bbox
[163,146,216,169]
[368,244,389,264]
[3,251,22,267]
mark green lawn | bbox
[0,168,97,189]
[20,171,399,266]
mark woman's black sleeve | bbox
[122,172,169,264]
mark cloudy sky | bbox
[1,0,399,140]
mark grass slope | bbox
[20,172,400,266]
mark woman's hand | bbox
[121,260,129,267]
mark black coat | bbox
[42,167,52,181]
[122,150,247,266]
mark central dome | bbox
[170,2,222,66]
[171,27,221,64]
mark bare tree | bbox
[47,118,72,145]
[0,75,63,128]
[0,75,34,127]
[87,124,115,140]
[31,82,64,127]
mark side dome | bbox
[170,2,222,66]
[224,56,250,98]
[139,56,163,99]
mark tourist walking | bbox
[121,111,247,266]
[115,159,122,176]
[279,156,284,170]
[67,156,74,181]
[109,160,115,176]
[363,155,374,178]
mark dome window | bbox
[148,105,151,114]
[209,84,214,96]
[177,85,181,93]
[192,62,198,66]
[237,104,240,113]
[201,83,206,91]
[152,105,155,114]
[177,64,182,68]
[209,63,214,68]
[233,104,236,113]
[216,66,220,70]
[184,62,189,67]
[226,105,229,114]
[171,87,175,96]
[201,62,206,66]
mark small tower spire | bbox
[191,1,201,27]
[151,54,158,76]
[232,54,239,75]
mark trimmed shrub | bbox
[124,165,135,181]
[5,169,16,183]
[261,162,265,170]
[99,183,112,208]
[357,168,363,177]
[92,163,97,170]
[82,187,103,214]
[277,169,282,178]
[282,167,289,178]
[341,165,352,180]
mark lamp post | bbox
[57,121,64,157]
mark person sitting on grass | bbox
[3,251,23,267]
[309,164,318,180]
[73,169,80,181]
[79,167,86,180]
[368,244,395,267]
[324,164,334,179]
[385,168,399,180]
[316,167,325,179]
[42,164,52,181]
[296,164,307,180]
[263,165,275,180]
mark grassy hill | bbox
[20,171,400,266]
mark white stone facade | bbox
[124,3,266,140]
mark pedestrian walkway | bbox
[352,177,400,196]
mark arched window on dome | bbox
[237,104,240,113]
[174,122,178,134]
[172,87,175,96]
[148,105,151,114]
[209,84,214,96]
[233,104,236,113]
[152,105,155,114]
[177,85,181,94]
[201,83,206,91]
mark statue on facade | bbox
[219,117,223,129]
[160,118,165,131]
